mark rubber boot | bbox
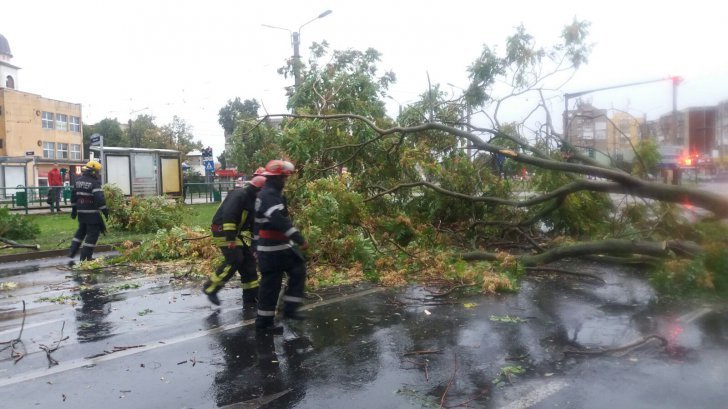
[79,246,95,262]
[242,288,259,306]
[283,304,306,321]
[255,316,283,334]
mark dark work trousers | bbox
[50,187,62,212]
[68,223,102,261]
[256,250,306,325]
[203,245,258,300]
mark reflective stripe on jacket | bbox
[210,183,259,243]
[70,172,106,224]
[253,184,305,253]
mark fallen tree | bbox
[225,20,728,296]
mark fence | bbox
[181,181,237,204]
[0,186,72,214]
[1,181,239,213]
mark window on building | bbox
[42,112,54,129]
[5,75,14,89]
[70,116,81,132]
[71,144,81,160]
[56,114,68,131]
[43,141,56,159]
[0,139,3,149]
[57,143,69,159]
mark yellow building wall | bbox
[608,112,643,156]
[0,88,83,185]
[0,91,6,156]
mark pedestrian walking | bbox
[253,160,309,333]
[68,161,108,264]
[47,163,63,212]
[202,175,267,306]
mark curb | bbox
[0,244,118,264]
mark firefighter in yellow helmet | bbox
[67,161,108,264]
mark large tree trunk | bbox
[461,239,701,266]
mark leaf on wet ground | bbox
[0,282,17,291]
[463,302,477,308]
[489,314,527,323]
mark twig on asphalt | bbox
[0,300,28,363]
[525,266,606,284]
[563,334,668,357]
[440,354,459,408]
[39,321,68,367]
[444,388,489,408]
[403,349,442,357]
[401,358,430,381]
[426,283,479,298]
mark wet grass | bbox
[10,203,218,253]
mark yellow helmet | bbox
[84,161,102,172]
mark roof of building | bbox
[0,33,12,57]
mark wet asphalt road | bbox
[1,254,728,409]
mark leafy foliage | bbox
[0,207,40,240]
[103,185,188,233]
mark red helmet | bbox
[249,175,267,188]
[262,160,295,176]
[253,166,266,176]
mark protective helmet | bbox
[253,166,266,176]
[249,175,267,188]
[84,161,102,172]
[262,160,295,176]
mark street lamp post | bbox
[447,83,474,161]
[262,9,332,90]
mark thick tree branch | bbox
[461,239,701,266]
[269,114,728,218]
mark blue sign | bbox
[204,160,215,172]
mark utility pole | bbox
[262,10,333,92]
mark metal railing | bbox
[0,186,72,214]
[1,181,240,213]
[181,181,237,204]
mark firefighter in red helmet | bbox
[253,160,309,332]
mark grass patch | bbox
[8,203,218,253]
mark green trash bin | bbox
[63,187,71,201]
[213,189,221,202]
[15,186,27,207]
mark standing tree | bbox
[159,116,202,155]
[82,118,125,156]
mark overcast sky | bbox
[4,0,726,157]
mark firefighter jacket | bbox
[210,183,260,246]
[253,184,305,254]
[70,171,108,224]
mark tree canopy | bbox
[220,20,728,297]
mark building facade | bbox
[0,33,85,193]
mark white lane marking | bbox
[500,380,568,409]
[0,287,385,388]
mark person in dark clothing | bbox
[68,161,108,264]
[203,175,267,306]
[254,160,309,333]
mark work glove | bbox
[71,208,77,219]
